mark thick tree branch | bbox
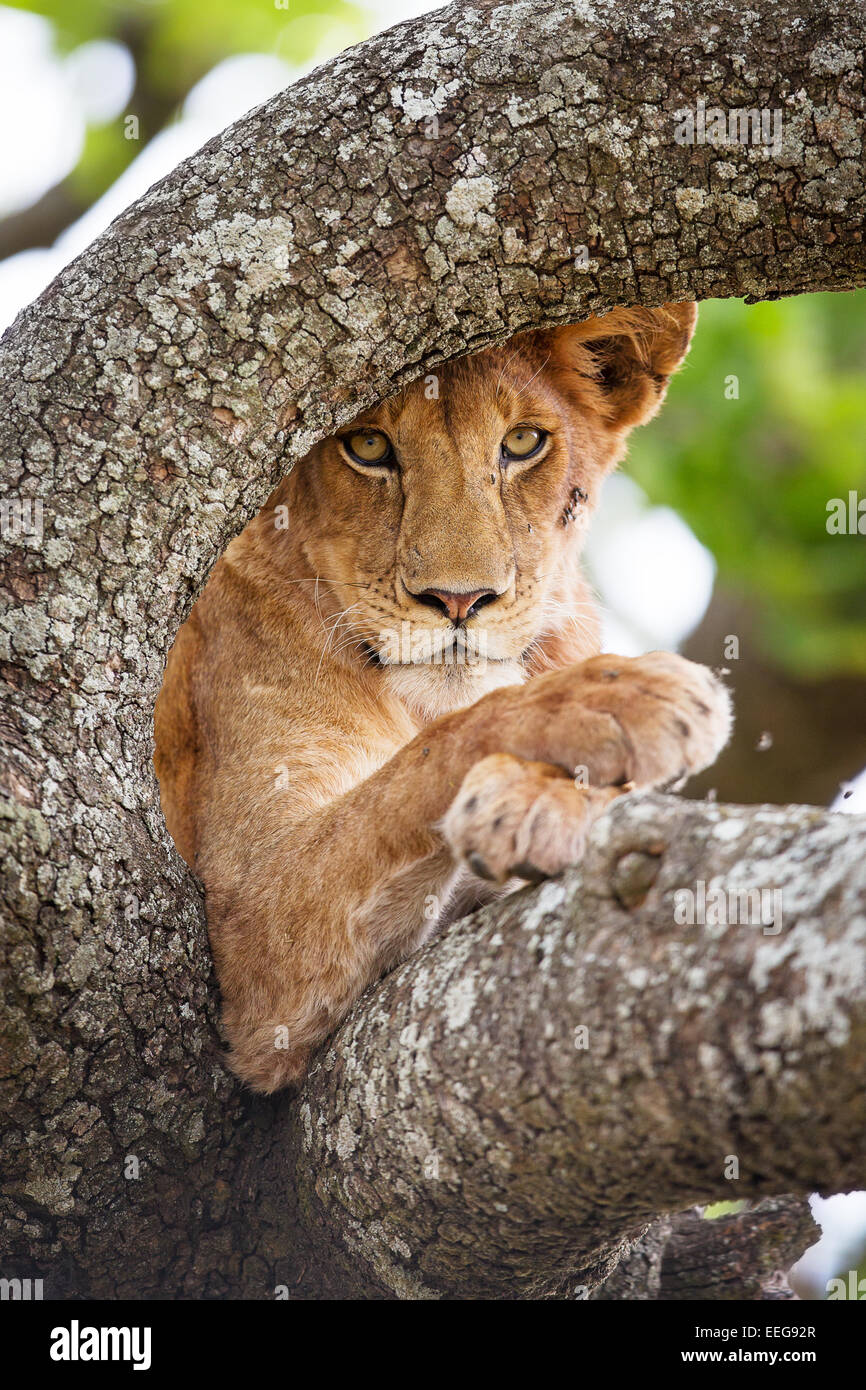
[286,793,866,1298]
[594,1198,817,1300]
[1,0,864,1298]
[659,1199,817,1300]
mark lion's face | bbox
[276,305,696,718]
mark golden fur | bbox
[154,303,732,1092]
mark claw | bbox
[509,860,548,885]
[467,851,496,882]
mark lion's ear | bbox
[545,303,698,430]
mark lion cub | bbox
[155,303,731,1092]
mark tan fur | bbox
[154,303,732,1092]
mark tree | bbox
[2,0,865,1299]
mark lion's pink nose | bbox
[414,588,497,623]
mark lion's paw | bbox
[441,753,625,885]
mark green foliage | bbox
[704,1200,748,1220]
[628,291,866,678]
[8,0,366,201]
[10,0,365,67]
[69,121,132,204]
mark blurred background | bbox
[1,0,864,1294]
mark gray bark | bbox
[594,1198,818,1300]
[1,0,864,1299]
[289,793,866,1298]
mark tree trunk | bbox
[1,0,864,1299]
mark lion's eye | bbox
[344,430,393,466]
[501,425,546,460]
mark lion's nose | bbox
[411,588,498,624]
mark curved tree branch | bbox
[594,1198,818,1300]
[1,0,864,1298]
[287,793,866,1298]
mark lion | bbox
[154,302,732,1093]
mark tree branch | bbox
[285,793,866,1298]
[594,1198,817,1300]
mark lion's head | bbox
[260,303,697,719]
